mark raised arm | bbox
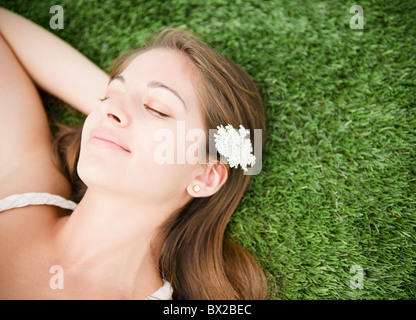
[0,7,110,115]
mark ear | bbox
[186,163,229,198]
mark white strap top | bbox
[0,192,173,300]
[0,192,77,212]
[145,280,174,300]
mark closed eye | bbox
[144,105,170,118]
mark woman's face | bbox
[78,48,206,205]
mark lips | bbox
[90,130,131,153]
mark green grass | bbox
[2,0,415,299]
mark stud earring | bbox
[192,185,201,193]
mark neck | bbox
[52,187,173,298]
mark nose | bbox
[101,97,130,127]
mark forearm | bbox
[0,7,110,115]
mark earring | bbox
[192,185,201,193]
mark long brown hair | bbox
[53,28,267,299]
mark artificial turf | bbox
[1,0,414,300]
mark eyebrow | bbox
[110,75,187,112]
[148,80,187,112]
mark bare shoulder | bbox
[0,203,69,258]
[0,206,68,299]
[0,163,72,251]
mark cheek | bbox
[127,132,192,193]
[126,128,202,198]
[151,123,207,166]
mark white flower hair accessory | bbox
[214,124,256,172]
